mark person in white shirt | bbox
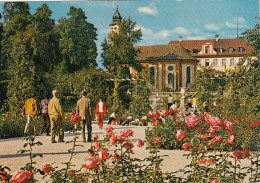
[95,97,107,129]
[167,94,173,110]
[170,101,178,110]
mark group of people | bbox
[23,90,107,143]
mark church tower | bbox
[109,5,122,34]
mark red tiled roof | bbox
[134,44,196,61]
[168,38,254,57]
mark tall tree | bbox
[242,23,260,54]
[101,17,142,78]
[58,6,98,72]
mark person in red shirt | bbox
[95,97,107,129]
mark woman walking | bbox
[95,97,107,129]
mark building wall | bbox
[140,60,197,92]
[197,57,244,71]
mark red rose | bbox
[253,121,260,125]
[110,135,117,145]
[210,179,219,183]
[229,118,233,122]
[226,135,236,145]
[223,120,233,132]
[176,129,187,141]
[105,126,114,133]
[164,110,169,117]
[83,110,86,114]
[198,128,203,132]
[174,109,179,114]
[209,135,222,146]
[242,149,250,159]
[108,131,114,139]
[113,153,118,160]
[42,164,51,174]
[120,129,134,138]
[235,117,241,121]
[185,114,199,128]
[182,142,190,151]
[248,124,253,130]
[0,170,11,181]
[92,134,99,141]
[94,142,101,151]
[98,150,110,161]
[136,139,143,148]
[156,111,161,117]
[83,158,99,169]
[67,170,75,176]
[10,170,33,183]
[169,108,174,114]
[153,137,162,147]
[124,142,134,151]
[232,150,243,161]
[71,113,82,124]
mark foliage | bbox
[101,17,142,77]
[242,23,260,54]
[57,6,98,72]
[129,69,151,118]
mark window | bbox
[193,49,199,54]
[238,47,244,52]
[150,67,155,85]
[168,73,173,84]
[230,59,235,66]
[218,48,223,53]
[212,59,218,66]
[205,59,210,66]
[186,67,191,87]
[222,59,226,66]
[167,66,173,71]
[228,47,234,53]
[205,46,210,54]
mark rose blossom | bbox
[153,137,162,147]
[182,142,190,151]
[94,142,101,151]
[176,129,187,141]
[210,179,219,183]
[83,158,99,169]
[0,170,11,181]
[223,120,233,132]
[110,135,117,145]
[124,142,134,151]
[209,136,222,145]
[98,150,110,161]
[92,134,99,141]
[10,170,33,183]
[108,131,114,139]
[105,126,113,133]
[67,170,75,176]
[113,153,118,160]
[42,164,51,174]
[120,129,134,138]
[242,149,250,159]
[226,135,236,145]
[208,116,222,130]
[164,110,169,117]
[136,139,143,148]
[152,119,160,125]
[185,114,199,128]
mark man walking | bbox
[23,94,38,136]
[48,90,65,143]
[76,90,93,142]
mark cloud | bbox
[186,36,206,40]
[204,24,220,31]
[137,5,158,16]
[135,25,153,35]
[174,27,190,34]
[225,17,247,29]
[237,17,246,24]
[225,21,246,28]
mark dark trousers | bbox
[107,117,116,124]
[168,103,172,110]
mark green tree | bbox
[242,23,260,54]
[129,69,151,118]
[101,17,142,78]
[58,6,98,72]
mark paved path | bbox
[0,122,252,182]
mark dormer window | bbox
[205,46,210,54]
[238,47,244,52]
[192,49,199,54]
[218,48,223,53]
[228,47,234,53]
[113,27,118,31]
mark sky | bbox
[0,0,259,68]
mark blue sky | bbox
[0,0,259,68]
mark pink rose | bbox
[226,135,236,145]
[182,142,190,151]
[185,114,199,128]
[176,129,187,141]
[83,158,99,169]
[136,139,143,148]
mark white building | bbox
[169,35,254,72]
